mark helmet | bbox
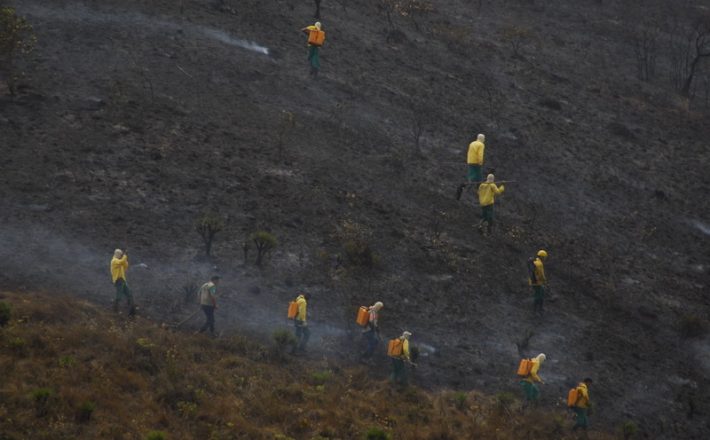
[537,250,548,258]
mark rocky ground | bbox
[1,0,709,437]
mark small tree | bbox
[250,231,277,266]
[0,7,36,95]
[0,301,10,327]
[500,25,533,58]
[195,212,224,257]
[679,17,710,97]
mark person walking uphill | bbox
[519,353,546,406]
[467,133,486,182]
[389,331,413,386]
[198,276,220,336]
[361,301,384,360]
[110,249,135,316]
[529,250,548,314]
[571,378,593,436]
[292,292,311,354]
[477,174,505,234]
[301,22,325,78]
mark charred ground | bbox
[1,0,709,438]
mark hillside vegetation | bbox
[1,0,709,438]
[0,291,615,439]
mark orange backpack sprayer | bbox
[356,306,369,326]
[287,301,298,319]
[517,358,533,376]
[567,388,579,407]
[308,29,326,46]
[387,338,403,357]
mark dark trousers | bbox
[391,358,407,385]
[533,285,545,312]
[572,407,589,430]
[114,279,134,313]
[199,305,215,335]
[362,329,379,358]
[294,320,310,351]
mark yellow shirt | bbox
[530,258,546,286]
[110,255,128,283]
[296,295,307,322]
[402,339,410,361]
[575,383,590,408]
[524,359,542,383]
[478,182,504,206]
[467,140,485,165]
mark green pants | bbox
[572,407,588,429]
[481,204,494,225]
[533,285,545,311]
[391,358,407,385]
[467,165,482,182]
[308,46,320,69]
[519,380,539,402]
[114,279,133,304]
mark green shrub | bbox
[31,388,52,417]
[8,336,25,353]
[311,370,333,386]
[0,301,10,327]
[272,329,297,356]
[59,355,76,368]
[344,239,376,269]
[451,391,467,410]
[365,427,390,440]
[622,420,639,439]
[495,391,515,412]
[76,401,95,423]
[145,431,167,440]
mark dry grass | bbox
[0,291,614,439]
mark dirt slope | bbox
[1,0,709,438]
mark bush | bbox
[0,301,10,326]
[59,355,76,368]
[76,401,95,423]
[310,370,333,385]
[344,239,376,269]
[679,315,707,339]
[145,432,167,440]
[365,427,390,440]
[622,420,639,439]
[451,391,467,410]
[31,388,52,417]
[8,336,25,354]
[495,392,515,413]
[272,329,297,360]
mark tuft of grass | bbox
[451,391,467,411]
[365,427,390,440]
[31,388,52,417]
[59,355,76,368]
[145,431,167,440]
[0,301,11,327]
[310,370,333,386]
[76,401,95,423]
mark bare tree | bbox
[632,24,659,81]
[679,17,710,97]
